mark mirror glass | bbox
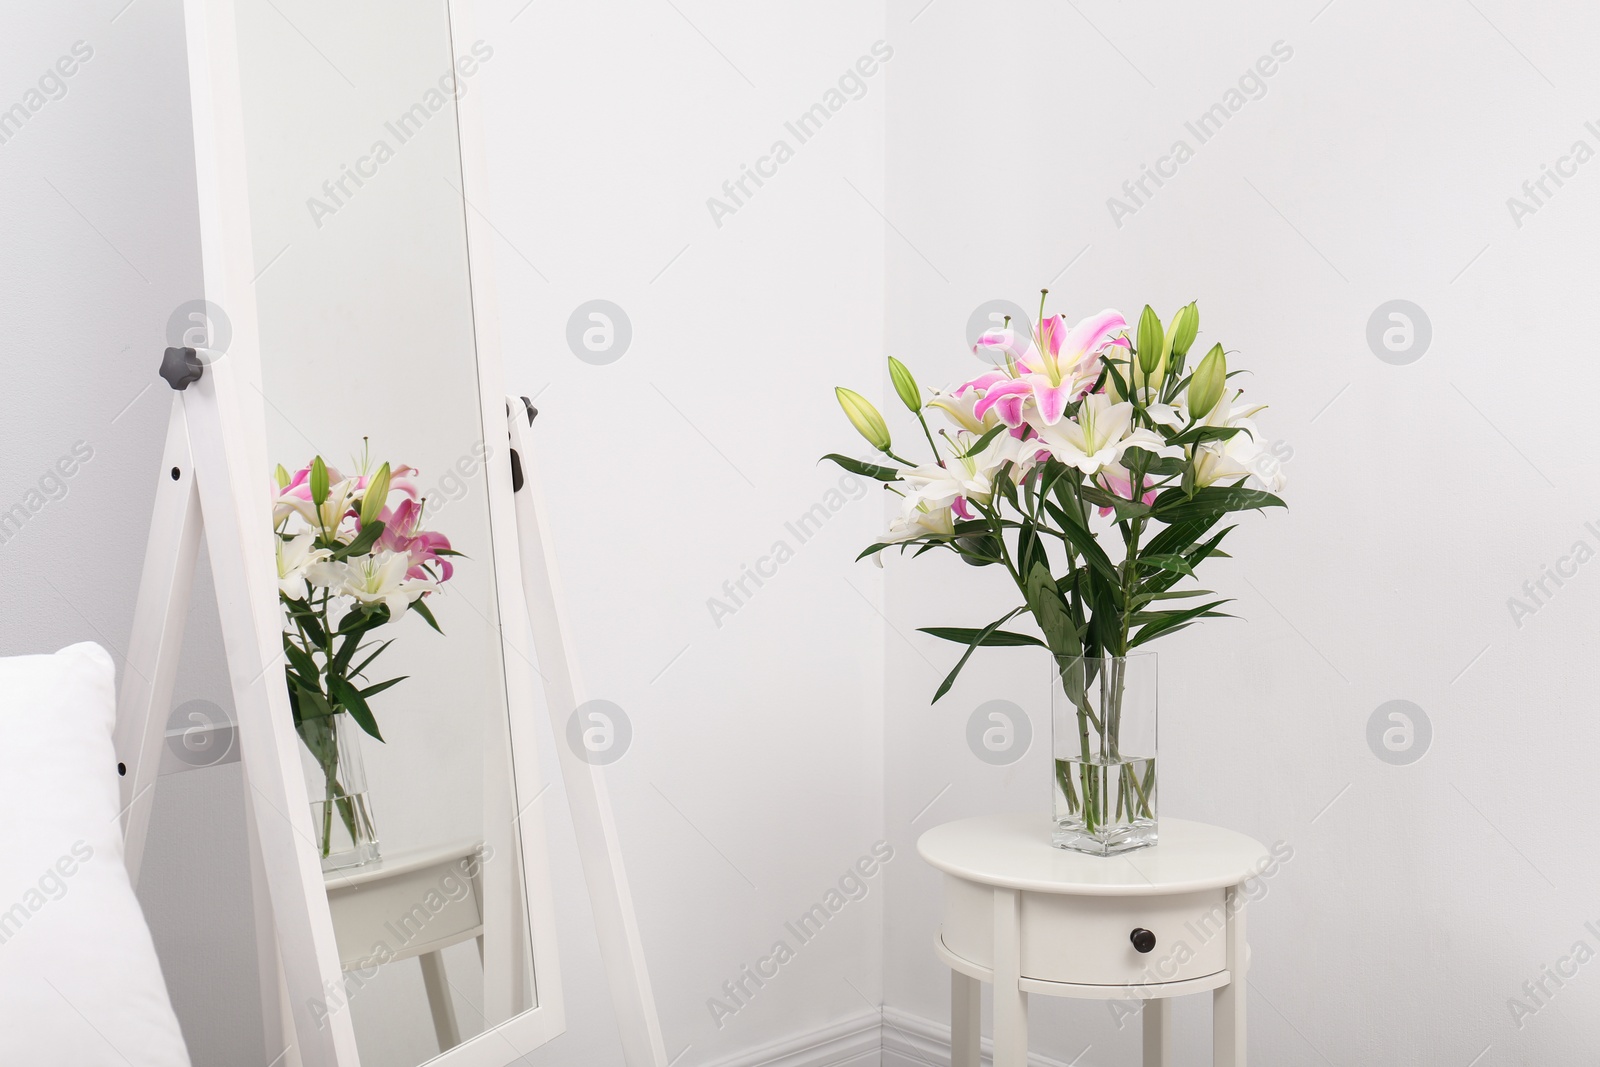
[233,1,539,1062]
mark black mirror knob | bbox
[160,347,204,391]
[1130,928,1156,953]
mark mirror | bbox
[232,1,539,1062]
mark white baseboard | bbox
[696,1008,882,1067]
[880,1006,1082,1067]
[698,1006,1089,1067]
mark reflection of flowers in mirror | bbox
[272,447,463,862]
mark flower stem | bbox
[321,779,334,858]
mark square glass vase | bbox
[297,711,381,873]
[1052,652,1158,856]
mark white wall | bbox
[477,1,888,1062]
[882,0,1600,1063]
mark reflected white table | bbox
[918,815,1269,1067]
[323,839,485,1052]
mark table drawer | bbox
[326,859,483,971]
[941,875,1228,986]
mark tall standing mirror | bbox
[151,0,667,1062]
[232,1,545,1063]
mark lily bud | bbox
[1166,302,1198,359]
[359,463,391,527]
[1187,344,1227,420]
[310,456,330,507]
[274,464,291,490]
[835,387,892,452]
[888,357,922,413]
[1136,305,1164,377]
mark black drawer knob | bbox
[1130,928,1157,953]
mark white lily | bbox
[884,497,956,544]
[1192,393,1284,491]
[308,551,433,618]
[1025,392,1182,476]
[900,429,1024,509]
[1146,401,1186,431]
[926,389,998,435]
[276,533,330,601]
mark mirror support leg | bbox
[419,951,462,1052]
[115,397,202,885]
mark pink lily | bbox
[959,309,1128,427]
[370,498,455,582]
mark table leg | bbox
[419,950,463,1052]
[1213,887,1247,1067]
[950,968,981,1067]
[991,888,1028,1067]
[1142,997,1172,1067]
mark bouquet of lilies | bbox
[827,292,1285,794]
[272,445,457,856]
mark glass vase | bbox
[1052,652,1158,856]
[296,712,381,872]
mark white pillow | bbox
[0,642,191,1066]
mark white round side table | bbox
[917,813,1269,1067]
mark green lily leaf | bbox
[293,683,334,722]
[1048,507,1118,584]
[328,676,384,742]
[358,676,407,700]
[1168,424,1248,447]
[918,626,1045,649]
[1137,553,1195,577]
[1023,563,1083,665]
[1079,485,1154,522]
[282,636,320,682]
[333,520,385,561]
[1130,599,1231,646]
[411,598,443,634]
[348,639,395,680]
[929,606,1027,702]
[821,454,900,482]
[1153,486,1285,526]
[856,541,894,561]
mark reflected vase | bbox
[1052,652,1158,856]
[297,712,381,872]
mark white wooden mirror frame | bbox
[111,0,669,1064]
